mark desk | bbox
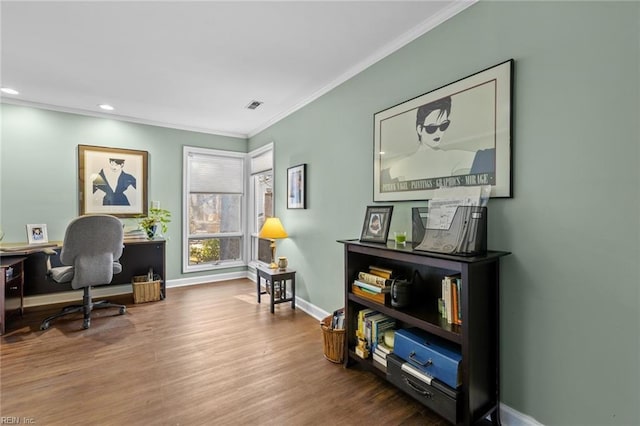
[0,239,166,300]
[256,265,296,313]
[1,256,26,334]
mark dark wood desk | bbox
[256,265,296,314]
[1,239,166,300]
[1,256,26,335]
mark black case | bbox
[386,354,460,424]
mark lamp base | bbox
[269,240,278,269]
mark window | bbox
[248,144,274,266]
[183,146,246,272]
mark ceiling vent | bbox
[245,100,263,110]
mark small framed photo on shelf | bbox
[287,163,306,209]
[360,206,393,243]
[26,224,48,244]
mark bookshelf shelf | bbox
[339,239,510,425]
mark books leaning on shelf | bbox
[439,274,463,325]
[355,309,396,359]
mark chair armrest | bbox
[44,248,57,275]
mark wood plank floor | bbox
[1,279,447,425]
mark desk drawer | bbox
[5,278,22,298]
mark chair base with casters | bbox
[40,286,127,330]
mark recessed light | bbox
[98,104,115,111]
[1,87,19,95]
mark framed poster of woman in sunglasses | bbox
[373,59,513,201]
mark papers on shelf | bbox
[425,186,488,231]
[414,185,490,255]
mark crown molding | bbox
[247,0,477,138]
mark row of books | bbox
[439,274,462,325]
[355,308,396,361]
[351,265,394,305]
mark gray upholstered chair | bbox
[40,214,127,330]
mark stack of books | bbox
[372,339,394,373]
[352,265,393,304]
[124,228,148,241]
[438,274,463,325]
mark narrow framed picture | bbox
[287,163,306,209]
[78,145,148,217]
[359,205,393,243]
[26,224,48,244]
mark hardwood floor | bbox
[1,279,447,425]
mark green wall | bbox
[1,1,638,423]
[249,1,640,424]
[0,105,247,281]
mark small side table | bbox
[256,265,296,314]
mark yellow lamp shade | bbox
[259,217,288,239]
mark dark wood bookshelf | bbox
[339,239,510,425]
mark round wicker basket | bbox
[320,315,346,363]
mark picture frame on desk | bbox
[78,144,148,218]
[359,205,393,244]
[26,224,48,244]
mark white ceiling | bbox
[1,1,474,138]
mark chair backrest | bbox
[59,214,124,289]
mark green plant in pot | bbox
[138,207,171,239]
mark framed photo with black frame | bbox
[287,164,306,209]
[374,59,513,201]
[359,205,393,243]
[78,145,148,217]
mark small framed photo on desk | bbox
[26,224,49,244]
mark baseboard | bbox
[24,284,133,308]
[292,296,329,321]
[166,271,248,288]
[500,403,543,426]
[24,271,249,308]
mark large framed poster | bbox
[374,59,513,201]
[78,144,148,217]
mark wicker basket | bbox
[320,315,346,363]
[132,275,162,304]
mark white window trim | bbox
[182,145,247,273]
[247,143,274,268]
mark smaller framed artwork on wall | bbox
[287,164,306,209]
[26,224,48,244]
[78,145,148,217]
[359,205,393,243]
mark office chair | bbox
[40,214,127,330]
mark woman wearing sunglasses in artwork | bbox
[385,96,478,183]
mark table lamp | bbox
[259,217,288,269]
